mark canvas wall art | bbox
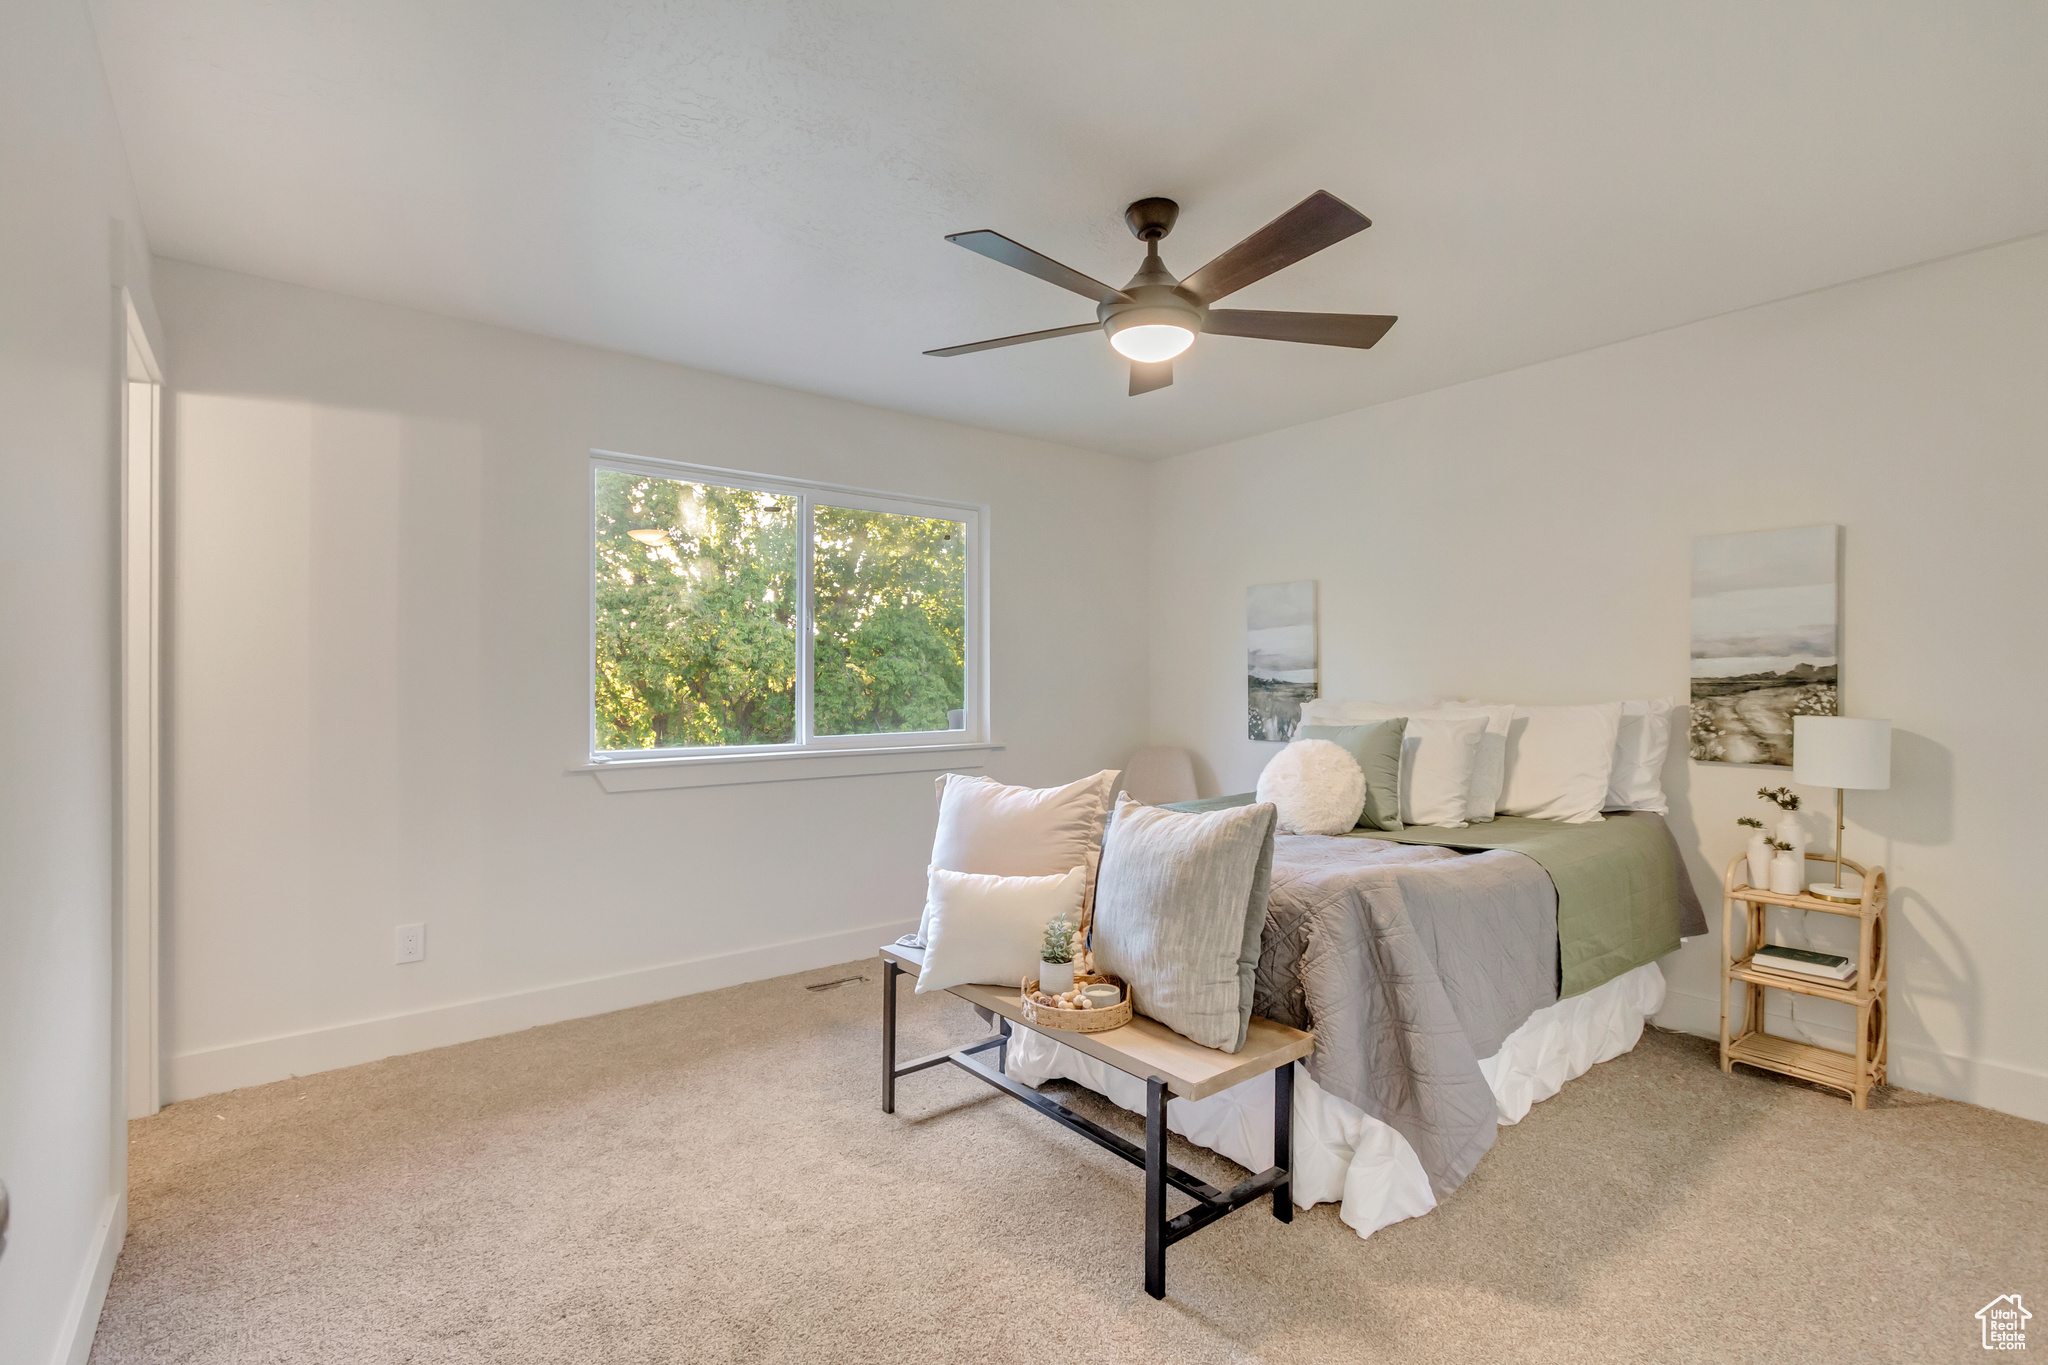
[1689,525,1839,766]
[1248,581,1317,742]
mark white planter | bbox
[1038,960,1075,994]
[1768,851,1804,895]
[1746,834,1773,889]
[1776,814,1810,864]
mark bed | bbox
[1003,803,1706,1239]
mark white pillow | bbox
[927,771,1117,938]
[1495,703,1625,823]
[1400,714,1487,827]
[1255,739,1367,835]
[1425,704,1514,821]
[1607,699,1676,814]
[916,865,1087,994]
[1303,700,1511,822]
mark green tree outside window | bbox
[812,505,964,737]
[593,469,967,750]
[594,471,799,748]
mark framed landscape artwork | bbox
[1248,581,1317,742]
[1689,525,1840,766]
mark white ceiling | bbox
[90,1,2048,459]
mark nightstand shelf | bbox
[1728,957,1870,1003]
[1720,853,1888,1108]
[1724,1030,1864,1093]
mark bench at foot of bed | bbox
[879,940,1314,1300]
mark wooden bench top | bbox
[881,942,1313,1102]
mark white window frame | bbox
[583,451,992,786]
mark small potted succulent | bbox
[1737,816,1772,889]
[1039,912,1078,995]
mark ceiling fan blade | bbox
[1203,309,1397,349]
[1129,359,1173,396]
[923,322,1100,357]
[946,230,1132,305]
[1178,191,1372,304]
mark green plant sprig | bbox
[1737,816,1765,830]
[1757,786,1801,811]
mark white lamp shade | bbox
[1793,717,1892,790]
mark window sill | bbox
[571,741,1004,793]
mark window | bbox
[590,454,981,761]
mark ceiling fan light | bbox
[1109,324,1195,363]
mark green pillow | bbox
[1299,720,1406,832]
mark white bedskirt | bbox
[1003,961,1667,1239]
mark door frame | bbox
[120,288,162,1119]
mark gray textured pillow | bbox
[1299,719,1406,832]
[1090,795,1278,1053]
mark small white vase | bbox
[1776,814,1810,866]
[1746,834,1773,889]
[1768,851,1803,895]
[1038,960,1075,994]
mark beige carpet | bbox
[95,961,2044,1364]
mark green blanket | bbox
[1166,797,1688,997]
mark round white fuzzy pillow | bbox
[1256,739,1367,836]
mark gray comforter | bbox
[1251,834,1560,1198]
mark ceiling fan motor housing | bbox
[1100,196,1205,343]
[1099,225,1207,344]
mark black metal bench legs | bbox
[880,953,1295,1300]
[1141,1060,1293,1299]
[1145,1077,1167,1298]
[882,956,1006,1116]
[1273,1057,1294,1223]
[881,956,897,1114]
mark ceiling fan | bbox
[925,191,1396,396]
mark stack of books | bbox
[1750,943,1856,986]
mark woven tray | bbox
[1018,972,1132,1033]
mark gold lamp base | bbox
[1807,786,1865,902]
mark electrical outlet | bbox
[394,923,425,964]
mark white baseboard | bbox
[165,917,918,1103]
[1649,985,1724,1040]
[51,1190,125,1365]
[1655,985,2048,1123]
[159,936,2048,1121]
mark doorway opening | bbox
[121,292,162,1119]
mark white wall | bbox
[0,2,161,1362]
[154,261,1150,1100]
[1147,234,2048,1122]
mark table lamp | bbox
[1792,716,1892,903]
